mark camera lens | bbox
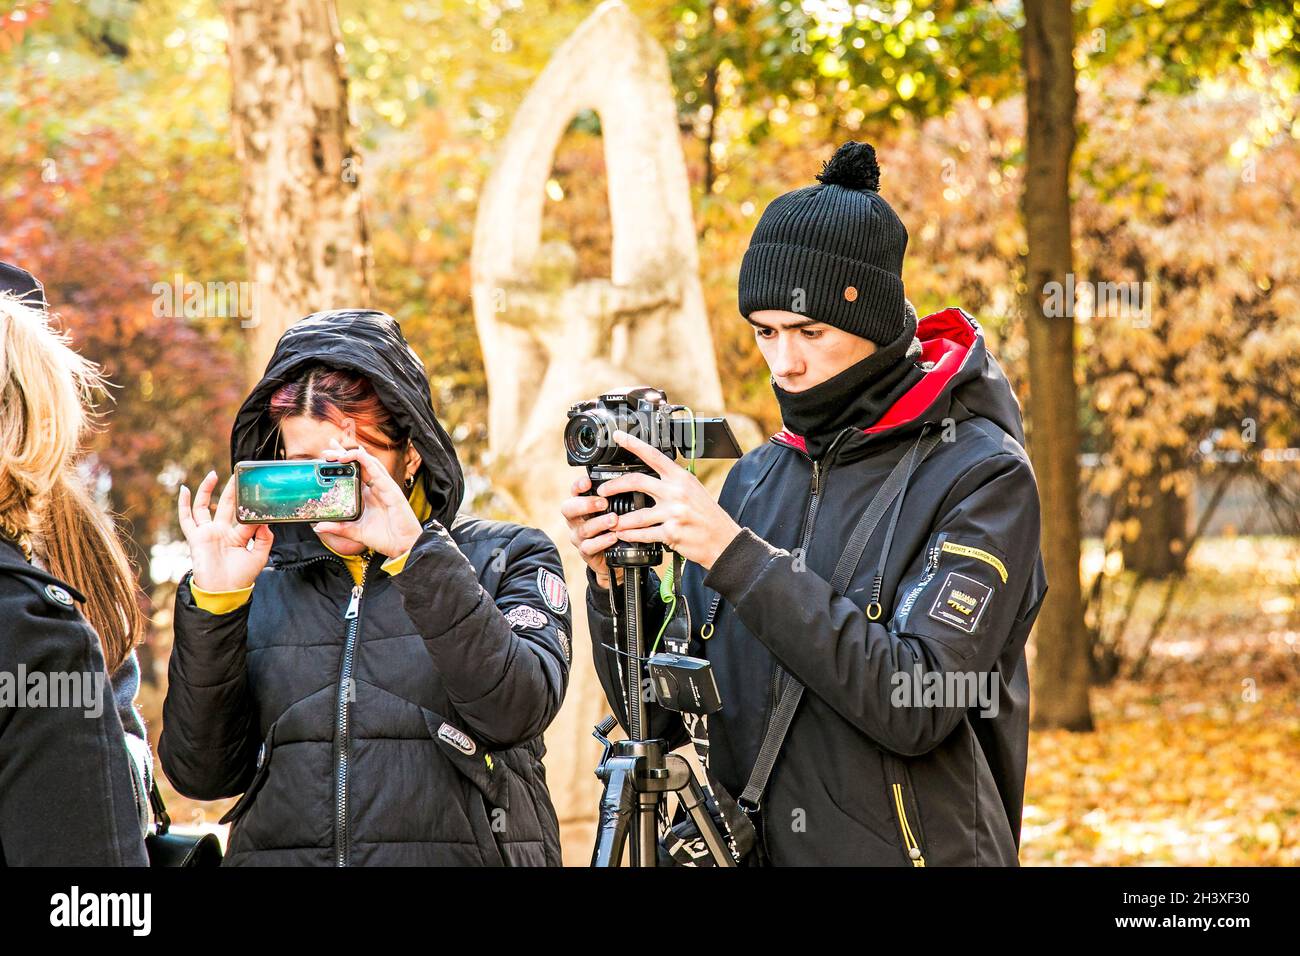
[565,417,599,462]
[565,411,617,465]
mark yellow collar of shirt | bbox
[323,472,432,584]
[191,472,433,612]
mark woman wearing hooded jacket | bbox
[0,287,149,866]
[159,308,571,866]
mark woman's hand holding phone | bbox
[311,439,423,559]
[179,470,274,592]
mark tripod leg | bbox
[679,769,737,867]
[590,757,638,867]
[633,787,658,867]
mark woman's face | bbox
[278,414,414,556]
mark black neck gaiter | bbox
[772,317,927,461]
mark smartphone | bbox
[234,460,363,525]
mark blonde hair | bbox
[0,292,143,672]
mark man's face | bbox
[279,414,408,556]
[748,310,878,393]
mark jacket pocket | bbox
[881,752,927,867]
[419,710,557,866]
[217,720,277,826]
[419,709,511,809]
[420,709,520,866]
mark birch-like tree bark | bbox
[223,0,370,380]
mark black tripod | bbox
[589,542,734,867]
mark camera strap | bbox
[737,426,943,817]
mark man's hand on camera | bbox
[561,473,622,589]
[595,429,742,570]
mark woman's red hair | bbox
[269,364,408,452]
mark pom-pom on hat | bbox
[737,141,909,345]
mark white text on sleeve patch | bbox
[927,571,993,634]
[504,604,548,630]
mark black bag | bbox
[145,779,223,867]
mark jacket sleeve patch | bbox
[939,540,1008,583]
[536,567,569,614]
[927,571,993,634]
[437,721,477,756]
[503,604,548,630]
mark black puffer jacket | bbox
[159,310,571,866]
[0,537,148,866]
[587,307,1048,866]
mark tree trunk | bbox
[223,0,371,381]
[1120,482,1190,578]
[1021,0,1093,731]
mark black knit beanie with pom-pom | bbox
[737,141,909,345]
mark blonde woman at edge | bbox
[0,271,149,866]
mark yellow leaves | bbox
[816,51,845,79]
[993,227,1020,260]
[1255,821,1284,853]
[1088,0,1119,28]
[1027,539,1300,865]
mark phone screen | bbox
[235,460,362,524]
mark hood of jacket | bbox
[230,309,466,564]
[773,307,1027,460]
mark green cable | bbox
[651,565,675,655]
[649,407,697,654]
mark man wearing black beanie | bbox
[565,142,1048,866]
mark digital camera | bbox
[564,386,741,566]
[565,386,740,468]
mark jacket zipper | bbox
[775,428,931,867]
[754,431,848,851]
[698,451,782,642]
[772,430,848,706]
[765,450,821,722]
[767,452,825,741]
[334,553,372,867]
[891,778,927,866]
[895,532,947,631]
[273,552,342,573]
